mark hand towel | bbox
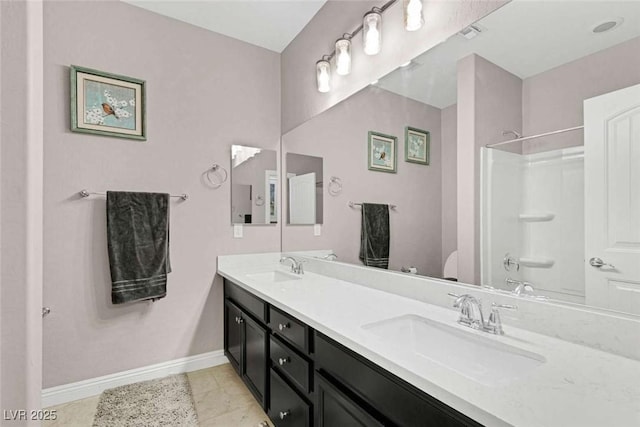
[359,203,390,269]
[106,191,171,304]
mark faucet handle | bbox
[493,303,517,310]
[487,303,517,335]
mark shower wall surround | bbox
[482,146,585,302]
[43,0,280,388]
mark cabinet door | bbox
[269,369,311,427]
[244,314,268,408]
[224,300,243,374]
[315,372,383,427]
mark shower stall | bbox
[481,129,586,304]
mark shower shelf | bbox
[518,213,555,222]
[519,257,555,268]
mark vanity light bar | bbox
[316,0,424,93]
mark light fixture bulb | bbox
[404,0,423,31]
[316,59,331,93]
[335,38,352,76]
[363,11,382,55]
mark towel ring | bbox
[328,176,342,196]
[206,164,228,189]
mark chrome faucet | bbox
[448,293,485,330]
[321,252,338,261]
[280,256,304,274]
[448,293,517,335]
[505,278,534,296]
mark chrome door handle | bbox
[42,307,51,318]
[589,257,615,269]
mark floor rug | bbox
[92,374,198,427]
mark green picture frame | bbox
[70,65,146,141]
[367,131,397,173]
[405,126,430,165]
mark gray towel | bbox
[359,203,390,269]
[106,191,171,304]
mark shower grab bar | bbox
[486,125,584,148]
[79,189,189,201]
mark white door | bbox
[584,83,640,315]
[289,173,316,224]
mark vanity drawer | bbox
[269,306,310,354]
[270,335,310,393]
[268,368,311,427]
[224,279,267,323]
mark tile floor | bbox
[43,363,274,427]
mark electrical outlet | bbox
[233,224,243,238]
[314,224,321,236]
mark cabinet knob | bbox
[235,316,244,324]
[278,357,290,366]
[278,323,290,331]
[279,410,290,420]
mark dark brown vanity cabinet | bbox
[223,279,482,427]
[223,287,268,409]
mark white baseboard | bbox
[42,350,228,408]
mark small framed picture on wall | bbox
[368,131,397,173]
[70,65,146,141]
[405,126,430,165]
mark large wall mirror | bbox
[231,145,278,224]
[281,0,640,318]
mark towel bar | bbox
[349,201,397,210]
[79,189,189,201]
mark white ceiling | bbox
[122,0,327,52]
[378,0,640,109]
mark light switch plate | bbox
[233,224,243,238]
[314,224,321,236]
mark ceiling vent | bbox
[459,24,484,40]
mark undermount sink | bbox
[246,271,302,283]
[362,314,545,387]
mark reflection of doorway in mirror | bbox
[265,170,278,224]
[289,173,317,225]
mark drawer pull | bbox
[279,410,291,420]
[278,323,290,331]
[278,357,290,366]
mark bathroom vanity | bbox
[218,253,640,427]
[224,278,478,427]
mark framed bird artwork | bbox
[367,131,397,173]
[70,65,146,141]
[404,126,430,165]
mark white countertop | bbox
[217,254,640,427]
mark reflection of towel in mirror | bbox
[359,203,390,269]
[107,191,171,304]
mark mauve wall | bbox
[281,86,443,277]
[523,36,640,153]
[457,54,522,284]
[441,104,457,273]
[281,0,509,133]
[43,0,280,388]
